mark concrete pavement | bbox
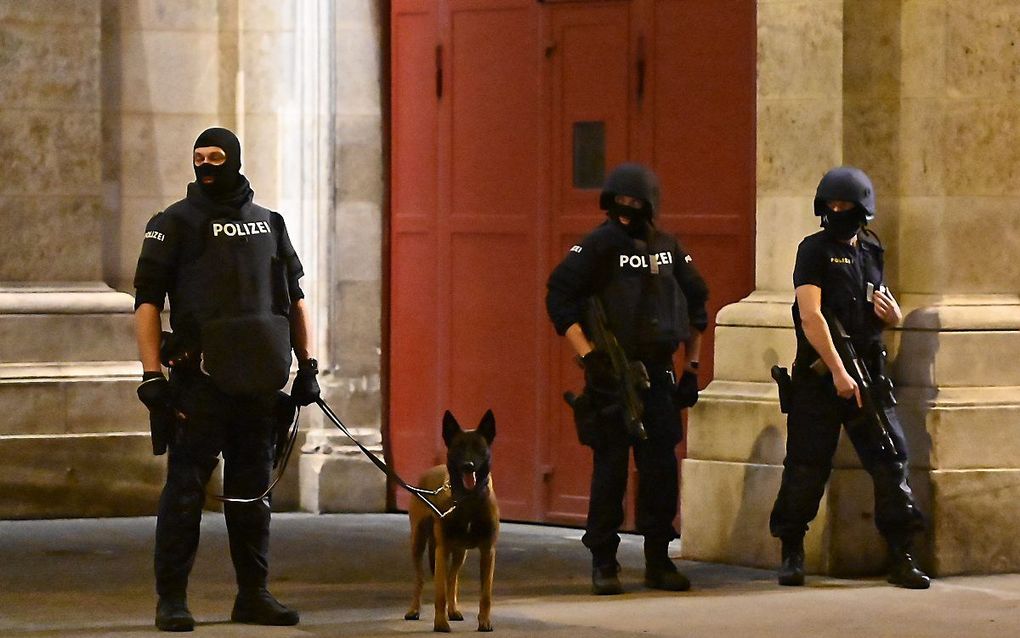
[1,513,1018,637]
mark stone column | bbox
[294,0,386,513]
[681,0,1020,577]
[0,1,157,517]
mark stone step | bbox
[0,362,145,435]
[0,285,137,363]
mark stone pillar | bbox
[295,0,386,513]
[0,1,158,517]
[681,0,1020,577]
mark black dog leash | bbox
[315,398,456,518]
[213,405,303,505]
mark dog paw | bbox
[404,611,420,621]
[478,620,493,632]
[433,621,451,633]
[448,610,464,621]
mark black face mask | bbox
[608,203,651,238]
[822,209,864,241]
[193,127,243,200]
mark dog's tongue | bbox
[463,471,477,490]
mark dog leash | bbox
[315,398,456,519]
[213,405,303,505]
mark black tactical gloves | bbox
[291,358,320,407]
[674,368,699,409]
[137,371,176,455]
[581,350,619,401]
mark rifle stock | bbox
[584,298,649,440]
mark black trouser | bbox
[582,360,682,559]
[155,373,277,598]
[769,364,924,545]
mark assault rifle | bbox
[818,307,901,456]
[582,297,650,441]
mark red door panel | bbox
[390,0,442,510]
[389,0,756,524]
[544,1,632,525]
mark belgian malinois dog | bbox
[405,410,498,632]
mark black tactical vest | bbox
[167,201,293,395]
[595,229,689,359]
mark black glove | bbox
[291,358,320,407]
[674,369,699,409]
[137,371,175,455]
[581,350,619,401]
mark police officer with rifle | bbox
[769,166,930,589]
[547,163,709,595]
[133,128,321,631]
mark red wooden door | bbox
[543,0,634,526]
[389,0,543,520]
[389,0,755,524]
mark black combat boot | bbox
[231,588,300,625]
[643,542,691,592]
[155,594,194,632]
[887,544,930,590]
[591,554,623,595]
[778,537,805,586]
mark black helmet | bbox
[599,163,660,215]
[813,166,875,222]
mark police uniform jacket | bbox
[133,180,304,394]
[546,220,709,360]
[792,229,886,367]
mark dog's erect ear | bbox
[476,409,496,444]
[442,410,462,447]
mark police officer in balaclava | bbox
[769,166,930,589]
[134,127,321,631]
[546,163,709,595]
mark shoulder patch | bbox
[144,230,166,242]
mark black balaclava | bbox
[193,127,242,199]
[821,207,866,242]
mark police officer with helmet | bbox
[769,166,930,589]
[134,127,321,631]
[546,163,709,595]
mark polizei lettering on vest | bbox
[619,251,674,269]
[211,221,273,238]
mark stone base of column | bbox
[681,292,1020,577]
[297,427,387,513]
[0,285,162,518]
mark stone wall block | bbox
[754,196,818,289]
[237,113,280,207]
[902,0,947,98]
[335,27,381,113]
[0,0,98,26]
[757,101,842,197]
[757,0,842,99]
[0,110,101,196]
[0,197,104,282]
[930,468,1020,574]
[331,280,382,373]
[299,451,386,513]
[0,434,164,519]
[0,314,135,362]
[921,399,1020,470]
[686,387,787,465]
[338,143,384,204]
[0,22,99,110]
[120,30,219,114]
[898,100,947,197]
[118,0,220,32]
[713,325,796,383]
[945,0,1020,99]
[240,30,295,115]
[335,203,382,282]
[943,103,1020,197]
